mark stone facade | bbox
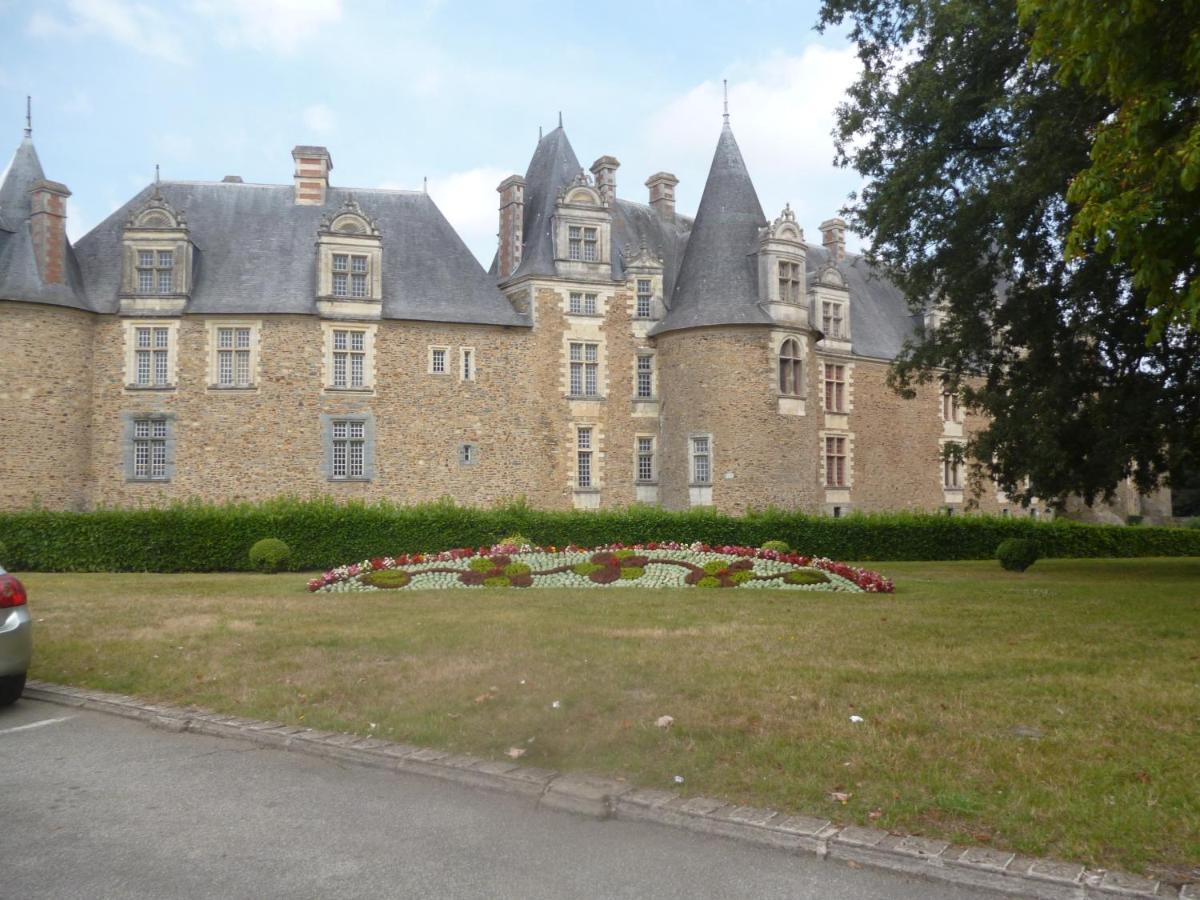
[0,121,1165,519]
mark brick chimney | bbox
[589,156,619,204]
[292,146,332,205]
[645,172,679,221]
[820,217,847,262]
[496,174,525,281]
[29,179,71,285]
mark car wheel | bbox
[0,673,26,707]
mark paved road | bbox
[0,700,998,899]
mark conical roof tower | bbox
[655,119,770,333]
[511,124,583,279]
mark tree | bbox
[1020,0,1200,339]
[817,0,1200,508]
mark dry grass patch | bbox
[18,558,1200,880]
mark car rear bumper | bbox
[0,606,32,676]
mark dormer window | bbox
[331,253,369,298]
[316,198,383,317]
[120,190,191,314]
[554,176,611,274]
[779,261,802,303]
[137,250,174,295]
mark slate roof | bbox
[73,181,525,325]
[653,123,772,334]
[0,136,92,311]
[510,126,583,280]
[610,199,692,308]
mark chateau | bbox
[0,110,1150,519]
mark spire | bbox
[24,96,31,138]
[0,131,47,230]
[152,163,162,199]
[723,79,729,126]
[509,119,581,278]
[558,110,563,128]
[661,121,770,333]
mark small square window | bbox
[459,443,477,465]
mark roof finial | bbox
[423,175,428,194]
[723,80,729,125]
[153,163,162,199]
[24,95,31,138]
[558,110,563,128]
[539,125,543,141]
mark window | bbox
[460,348,475,381]
[636,279,653,318]
[569,342,599,397]
[583,227,598,262]
[132,418,169,480]
[136,250,173,295]
[636,436,655,483]
[825,436,847,487]
[332,329,366,388]
[1001,508,1010,517]
[778,260,801,303]
[778,338,803,396]
[332,254,348,297]
[943,454,962,489]
[576,427,593,488]
[568,292,598,315]
[832,505,843,518]
[822,301,845,339]
[459,443,477,465]
[430,347,447,375]
[350,255,367,299]
[568,226,582,261]
[133,325,171,387]
[823,363,846,413]
[636,354,654,399]
[215,326,252,388]
[691,436,712,484]
[330,419,366,479]
[942,390,960,423]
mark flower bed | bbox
[306,542,894,594]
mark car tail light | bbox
[0,575,27,609]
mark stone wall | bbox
[0,301,94,511]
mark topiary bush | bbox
[761,540,791,553]
[249,538,291,573]
[997,538,1040,572]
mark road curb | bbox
[23,680,1190,900]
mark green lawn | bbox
[20,558,1200,880]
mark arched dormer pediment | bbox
[316,195,383,319]
[119,186,193,315]
[761,203,804,245]
[810,262,852,347]
[815,263,846,289]
[319,196,380,238]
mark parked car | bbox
[0,566,31,706]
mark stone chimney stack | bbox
[820,217,847,262]
[645,172,679,221]
[496,174,525,281]
[29,179,71,285]
[292,146,332,205]
[589,156,619,204]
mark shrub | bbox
[761,540,791,553]
[248,538,290,573]
[997,538,1040,572]
[361,569,411,589]
[1126,515,1144,526]
[784,570,829,585]
[1186,517,1200,530]
[1,498,1199,572]
[498,532,530,547]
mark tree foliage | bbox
[1020,0,1200,338]
[818,0,1200,507]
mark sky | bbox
[0,0,865,266]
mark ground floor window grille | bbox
[691,436,711,484]
[636,436,654,482]
[576,427,594,488]
[331,420,366,478]
[825,436,846,487]
[133,419,169,479]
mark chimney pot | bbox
[29,179,71,286]
[645,172,679,221]
[222,175,244,183]
[589,155,619,204]
[496,174,526,281]
[819,217,847,263]
[292,145,332,205]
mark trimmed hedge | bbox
[0,498,1197,573]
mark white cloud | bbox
[419,166,508,267]
[302,103,336,135]
[192,0,342,55]
[28,0,190,64]
[647,45,864,248]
